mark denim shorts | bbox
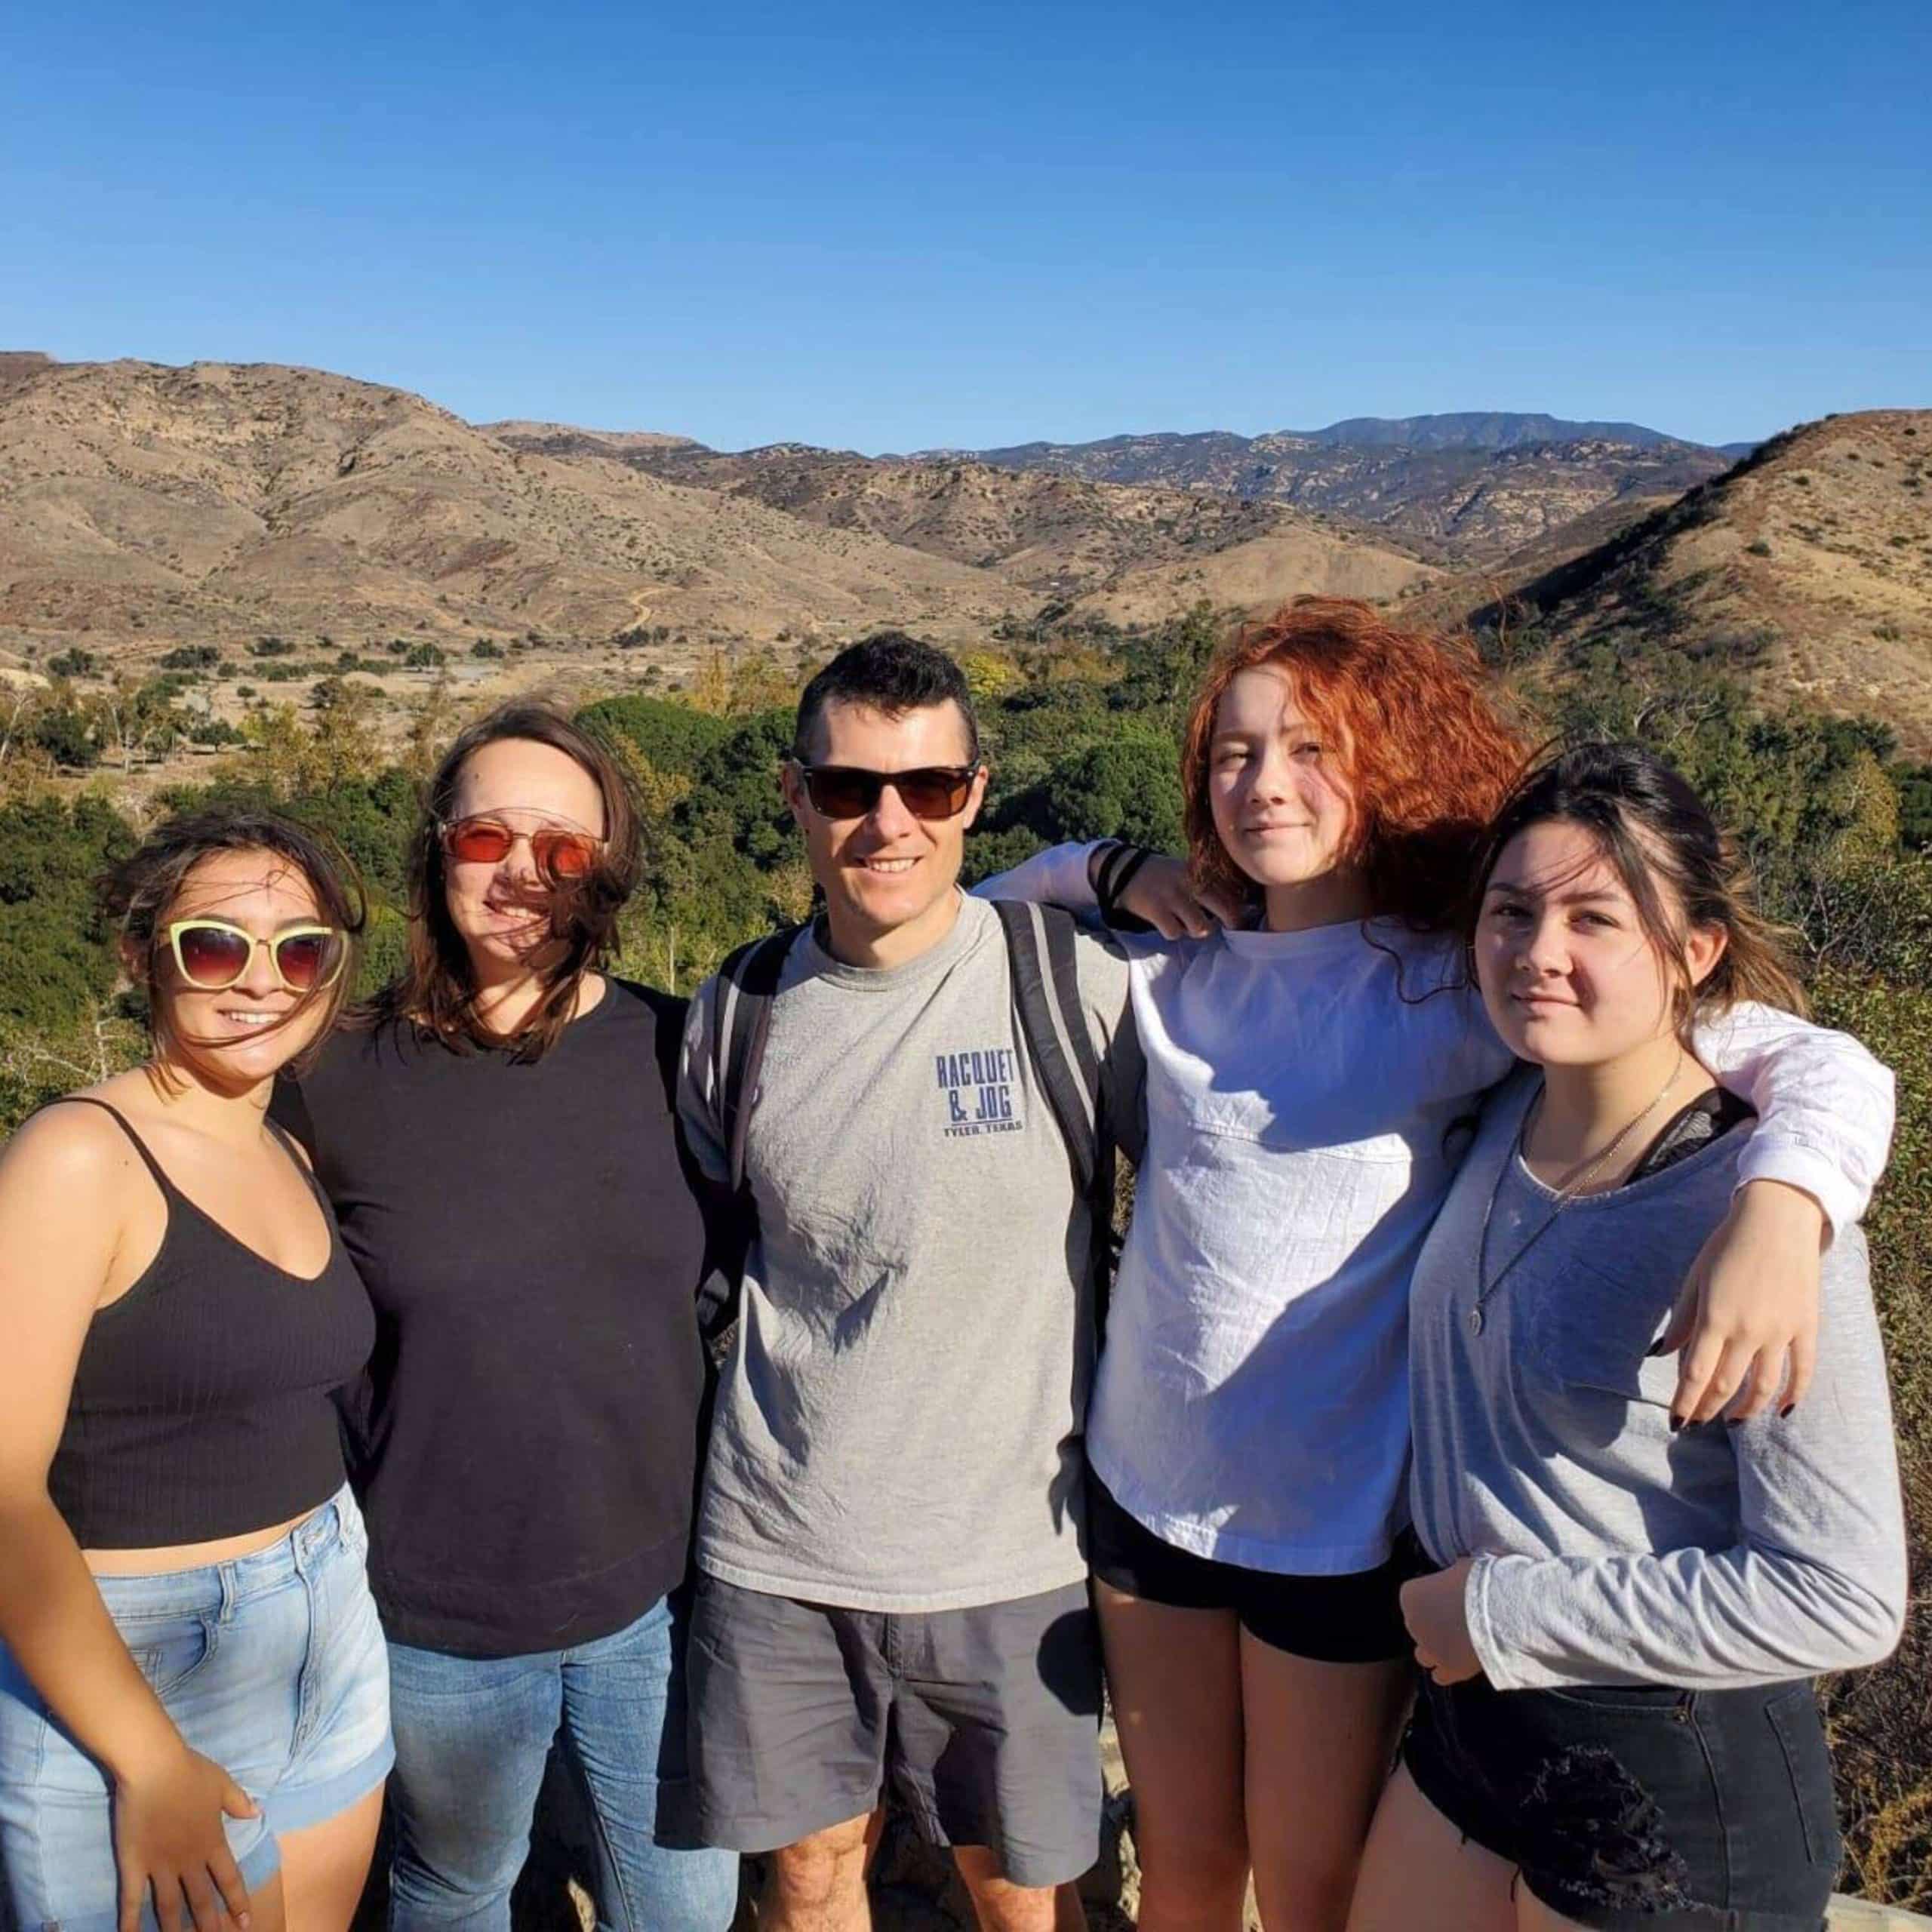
[1403,1671,1840,1930]
[0,1486,392,1932]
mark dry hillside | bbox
[0,359,1018,666]
[0,360,1451,681]
[1471,411,1932,754]
[486,429,1435,603]
[958,420,1732,567]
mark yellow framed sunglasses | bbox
[164,920,347,995]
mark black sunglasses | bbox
[792,763,982,820]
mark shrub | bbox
[577,694,734,777]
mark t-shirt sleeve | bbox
[675,976,732,1189]
[1466,1227,1908,1690]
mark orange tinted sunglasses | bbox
[436,815,604,888]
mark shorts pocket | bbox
[1540,1683,1693,1719]
[1764,1685,1839,1868]
[126,1611,219,1700]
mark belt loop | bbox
[218,1562,238,1624]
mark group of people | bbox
[0,597,1907,1932]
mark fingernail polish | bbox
[1669,1415,1684,1434]
[1646,1340,1669,1357]
[1780,1403,1797,1420]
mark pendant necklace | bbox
[1466,1058,1687,1339]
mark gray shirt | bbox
[678,894,1136,1611]
[1410,1068,1907,1691]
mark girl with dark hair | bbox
[272,703,737,1931]
[978,601,1894,1932]
[0,811,386,1932]
[1347,742,1906,1931]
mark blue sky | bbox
[3,1,1926,452]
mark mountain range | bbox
[1,353,1925,751]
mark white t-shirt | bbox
[978,844,1895,1577]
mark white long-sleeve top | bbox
[976,841,1897,1575]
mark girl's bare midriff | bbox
[85,1509,313,1577]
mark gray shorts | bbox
[688,1571,1103,1888]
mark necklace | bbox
[1466,1057,1687,1339]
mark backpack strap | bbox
[992,900,1100,1192]
[992,900,1121,1337]
[713,925,800,1193]
[697,924,801,1349]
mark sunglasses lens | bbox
[176,924,251,987]
[896,770,973,818]
[273,932,338,992]
[537,832,598,882]
[806,770,878,817]
[446,821,515,864]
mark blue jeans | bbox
[386,1595,738,1932]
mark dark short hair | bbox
[792,632,980,764]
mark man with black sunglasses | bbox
[678,634,1140,1932]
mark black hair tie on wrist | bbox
[1096,842,1156,932]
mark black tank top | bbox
[45,1099,376,1549]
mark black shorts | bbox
[1084,1473,1416,1664]
[1403,1672,1840,1931]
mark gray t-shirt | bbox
[1410,1067,1908,1691]
[678,894,1136,1611]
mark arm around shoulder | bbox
[1694,1001,1895,1233]
[971,841,1105,912]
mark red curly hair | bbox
[1181,598,1524,931]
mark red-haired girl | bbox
[979,598,1892,1932]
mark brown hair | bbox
[1465,740,1808,1031]
[368,701,643,1060]
[1180,598,1524,929]
[100,808,366,1084]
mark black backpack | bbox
[696,900,1127,1348]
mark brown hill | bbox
[0,358,1018,663]
[0,360,1448,677]
[955,421,1732,568]
[488,429,1431,601]
[1469,411,1932,754]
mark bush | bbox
[1810,974,1932,1907]
[577,694,734,777]
[0,795,136,1033]
[1026,731,1186,851]
[31,706,97,768]
[159,645,221,672]
[45,648,96,678]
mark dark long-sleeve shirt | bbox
[273,979,709,1657]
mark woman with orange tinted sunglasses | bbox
[271,703,738,1931]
